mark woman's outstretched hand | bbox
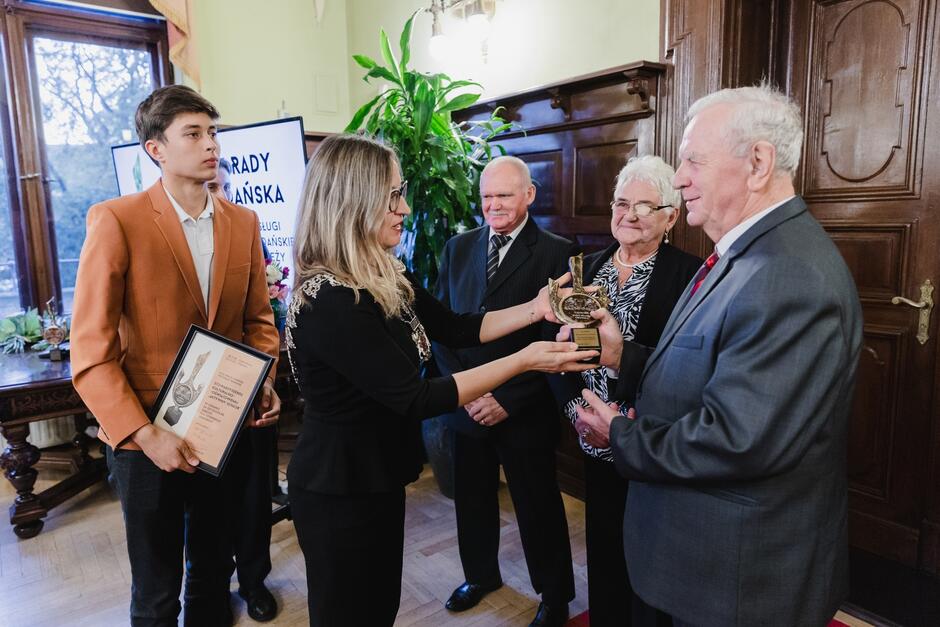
[534,272,571,324]
[519,340,597,373]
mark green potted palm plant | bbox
[345,9,511,288]
[346,10,512,496]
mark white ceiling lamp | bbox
[428,1,452,61]
[427,0,499,63]
[465,0,491,42]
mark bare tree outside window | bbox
[33,36,155,312]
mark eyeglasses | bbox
[609,200,672,217]
[388,180,408,213]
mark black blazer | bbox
[432,217,578,446]
[550,242,702,409]
[287,273,484,494]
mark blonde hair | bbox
[293,134,413,317]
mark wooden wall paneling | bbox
[659,0,782,259]
[457,62,667,498]
[303,130,331,160]
[802,0,922,201]
[662,0,940,578]
[659,0,726,259]
[790,0,940,573]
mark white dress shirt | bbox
[715,195,794,256]
[488,212,529,264]
[165,185,215,308]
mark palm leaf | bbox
[345,12,519,289]
[345,93,383,132]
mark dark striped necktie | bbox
[486,233,511,282]
[689,251,720,296]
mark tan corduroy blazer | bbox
[71,181,279,450]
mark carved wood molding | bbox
[546,88,571,121]
[459,61,665,137]
[818,219,913,303]
[802,0,928,201]
[849,323,907,502]
[9,389,84,420]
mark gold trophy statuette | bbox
[165,351,210,426]
[548,254,609,364]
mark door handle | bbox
[891,279,933,345]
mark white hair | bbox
[687,84,803,178]
[614,155,681,212]
[483,155,532,186]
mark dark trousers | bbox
[453,431,575,604]
[229,425,275,593]
[108,437,251,627]
[584,455,671,627]
[290,485,406,627]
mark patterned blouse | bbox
[563,250,658,461]
[285,265,432,388]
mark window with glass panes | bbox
[0,1,169,316]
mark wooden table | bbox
[0,353,106,538]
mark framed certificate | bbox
[151,325,275,476]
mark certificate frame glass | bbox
[150,325,275,476]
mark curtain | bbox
[149,0,199,86]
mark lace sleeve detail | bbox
[285,272,350,384]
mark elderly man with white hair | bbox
[434,155,579,627]
[570,85,863,626]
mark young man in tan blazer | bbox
[70,85,280,627]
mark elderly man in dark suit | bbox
[572,85,863,626]
[433,156,577,627]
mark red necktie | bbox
[690,251,720,296]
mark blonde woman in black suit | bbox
[286,134,594,627]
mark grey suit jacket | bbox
[610,197,862,626]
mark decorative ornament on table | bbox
[0,302,70,356]
[265,257,290,332]
[39,298,69,361]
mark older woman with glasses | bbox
[551,155,702,626]
[286,134,595,627]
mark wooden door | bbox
[785,0,940,572]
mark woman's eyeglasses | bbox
[388,180,408,213]
[609,200,671,217]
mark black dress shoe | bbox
[239,586,278,622]
[529,601,568,627]
[444,580,503,612]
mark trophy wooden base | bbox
[569,327,601,364]
[38,347,69,361]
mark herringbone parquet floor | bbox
[0,456,874,627]
[0,458,590,626]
